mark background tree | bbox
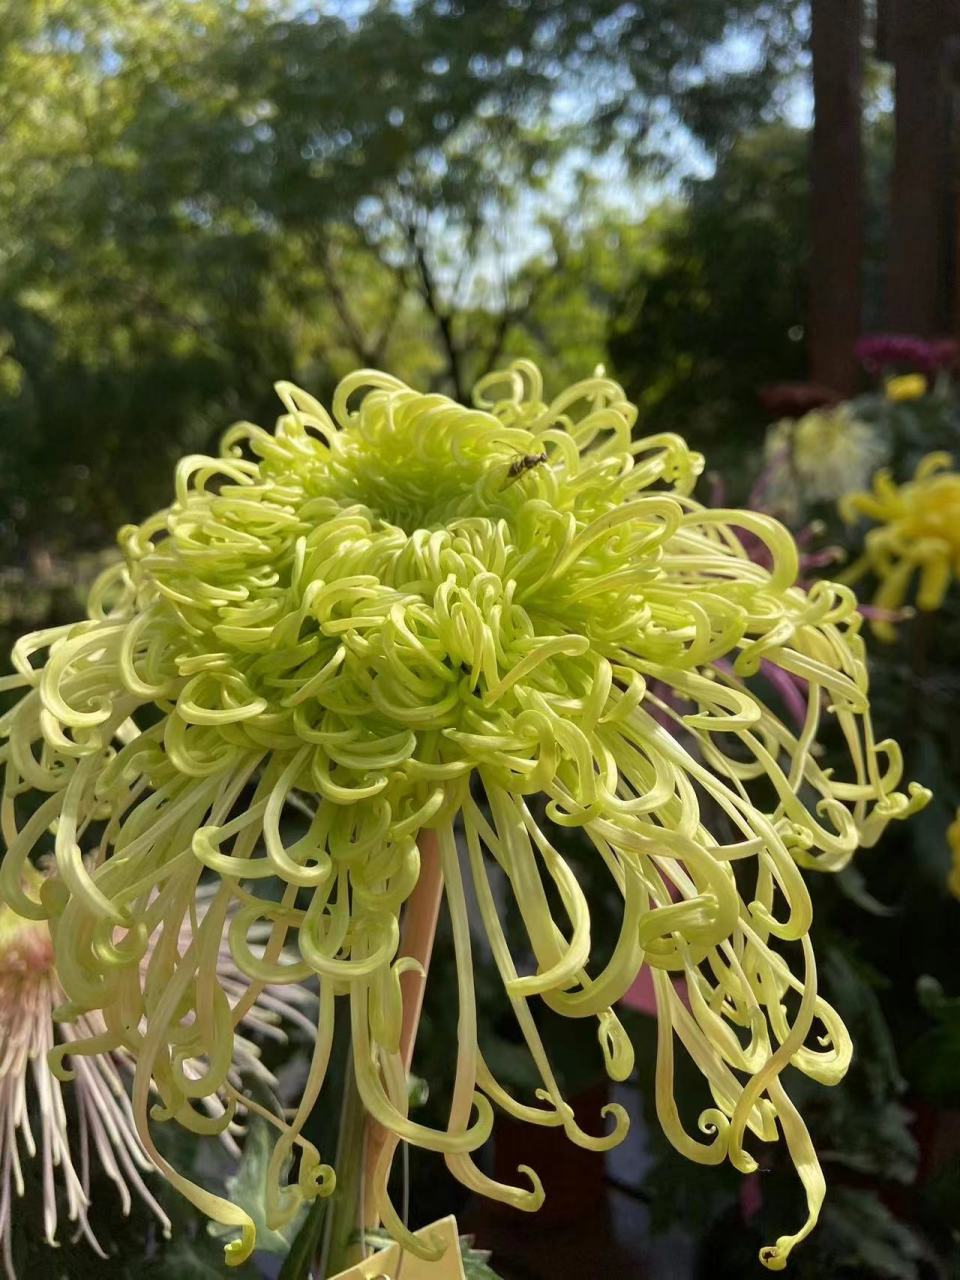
[885,0,956,335]
[607,114,895,461]
[809,0,862,395]
[608,125,813,451]
[0,0,806,585]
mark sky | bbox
[415,8,816,305]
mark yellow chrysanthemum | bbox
[840,452,960,641]
[0,363,928,1271]
[948,813,960,900]
[885,374,928,403]
[763,406,888,512]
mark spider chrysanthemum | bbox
[0,362,928,1270]
[841,452,960,641]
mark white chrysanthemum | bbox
[762,406,889,512]
[0,873,314,1277]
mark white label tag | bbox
[326,1215,467,1280]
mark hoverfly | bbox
[501,449,548,490]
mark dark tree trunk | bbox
[875,0,895,61]
[809,0,863,395]
[887,0,951,335]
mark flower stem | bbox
[397,829,445,1074]
[318,830,445,1276]
[318,1046,368,1277]
[363,827,444,1228]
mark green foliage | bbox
[799,1188,929,1280]
[460,1236,508,1280]
[909,978,960,1108]
[277,1199,328,1280]
[609,124,809,442]
[805,946,917,1188]
[849,380,960,479]
[0,0,805,589]
[608,118,894,458]
[208,1116,307,1257]
[141,1229,262,1280]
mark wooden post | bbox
[875,0,894,61]
[809,0,863,395]
[887,0,952,335]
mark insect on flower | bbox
[500,448,548,489]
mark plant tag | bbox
[326,1215,466,1279]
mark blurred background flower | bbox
[856,335,959,378]
[948,813,960,900]
[840,453,960,641]
[885,374,928,403]
[0,878,169,1278]
[761,404,889,515]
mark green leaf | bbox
[277,1196,327,1280]
[460,1234,507,1280]
[144,1235,260,1280]
[834,864,897,917]
[208,1115,307,1258]
[908,976,960,1105]
[817,1187,929,1280]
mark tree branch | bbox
[370,272,405,366]
[319,242,380,366]
[405,220,466,400]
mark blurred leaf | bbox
[143,1233,261,1280]
[834,865,897,917]
[908,977,960,1106]
[461,1236,508,1280]
[815,1188,928,1280]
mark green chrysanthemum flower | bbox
[0,362,928,1270]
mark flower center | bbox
[0,905,55,977]
[302,385,542,533]
[328,449,500,532]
